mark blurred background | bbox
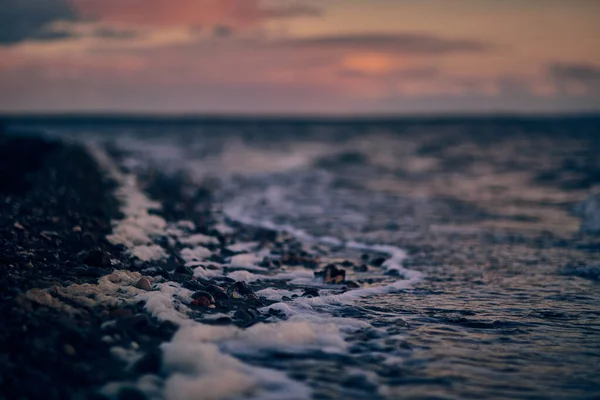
[0,0,599,115]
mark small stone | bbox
[205,284,229,300]
[135,277,152,291]
[131,313,151,328]
[183,280,205,291]
[82,248,111,267]
[132,350,161,374]
[316,264,346,284]
[192,291,215,304]
[282,296,292,302]
[233,309,252,321]
[14,222,25,230]
[159,320,178,336]
[175,265,194,275]
[72,266,110,277]
[370,257,386,267]
[302,288,320,297]
[226,281,254,299]
[72,226,82,232]
[340,260,354,267]
[354,264,368,272]
[111,309,134,318]
[63,344,76,356]
[192,296,211,307]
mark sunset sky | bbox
[1,0,599,114]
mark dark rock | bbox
[131,313,151,329]
[71,266,110,277]
[192,296,211,307]
[183,279,205,291]
[315,264,346,284]
[233,309,252,321]
[132,350,161,374]
[227,281,254,298]
[81,248,111,267]
[205,284,229,300]
[370,257,386,267]
[214,316,233,324]
[159,320,178,336]
[344,281,360,288]
[192,291,215,304]
[111,309,134,318]
[340,260,354,267]
[282,296,292,302]
[302,288,320,297]
[175,265,194,275]
[354,264,368,272]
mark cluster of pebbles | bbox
[0,133,399,400]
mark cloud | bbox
[92,26,140,40]
[264,4,322,19]
[0,0,320,46]
[0,0,77,44]
[547,62,600,95]
[71,0,320,28]
[549,62,600,83]
[282,33,491,55]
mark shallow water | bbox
[9,116,600,399]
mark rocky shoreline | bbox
[2,122,599,400]
[0,131,379,400]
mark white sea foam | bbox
[180,233,219,246]
[90,138,423,400]
[88,145,168,261]
[180,246,212,263]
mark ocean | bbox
[4,115,600,399]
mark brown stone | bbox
[192,296,211,307]
[135,277,152,291]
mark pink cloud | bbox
[70,0,319,28]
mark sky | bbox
[0,0,599,115]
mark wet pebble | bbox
[370,257,386,267]
[63,344,76,356]
[302,288,320,297]
[183,279,205,291]
[226,281,254,299]
[205,284,229,300]
[111,309,134,318]
[354,264,368,272]
[81,248,110,268]
[192,291,215,304]
[175,265,194,275]
[233,309,252,321]
[135,277,152,291]
[316,264,346,284]
[191,296,211,307]
[132,350,161,374]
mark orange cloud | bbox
[342,53,396,75]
